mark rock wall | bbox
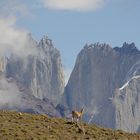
[115,62,140,132]
[62,42,140,130]
[0,34,65,116]
[5,35,65,105]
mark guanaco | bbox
[72,108,84,122]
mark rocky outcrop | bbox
[5,35,65,105]
[0,34,65,116]
[62,42,140,131]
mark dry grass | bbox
[0,110,139,140]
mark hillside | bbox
[0,111,140,140]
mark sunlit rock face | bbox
[0,34,65,116]
[62,42,140,132]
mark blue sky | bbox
[0,0,140,78]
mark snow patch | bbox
[119,75,140,90]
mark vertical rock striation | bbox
[5,35,65,105]
[62,42,140,131]
[115,63,140,132]
[0,34,65,116]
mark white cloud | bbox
[0,17,37,57]
[0,0,30,18]
[0,0,37,57]
[41,0,106,11]
[0,75,21,105]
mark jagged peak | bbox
[39,35,53,48]
[114,42,140,55]
[83,43,93,49]
[84,42,111,48]
[25,32,38,46]
[77,42,113,62]
[122,42,138,51]
[83,42,112,53]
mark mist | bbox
[0,17,38,58]
[0,16,37,106]
[0,74,21,106]
[0,1,38,108]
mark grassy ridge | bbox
[0,110,140,140]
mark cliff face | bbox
[5,35,65,105]
[115,62,140,132]
[62,42,140,131]
[0,35,65,116]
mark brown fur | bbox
[72,108,84,122]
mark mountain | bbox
[62,42,140,132]
[0,110,140,140]
[0,34,65,116]
[1,34,140,133]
